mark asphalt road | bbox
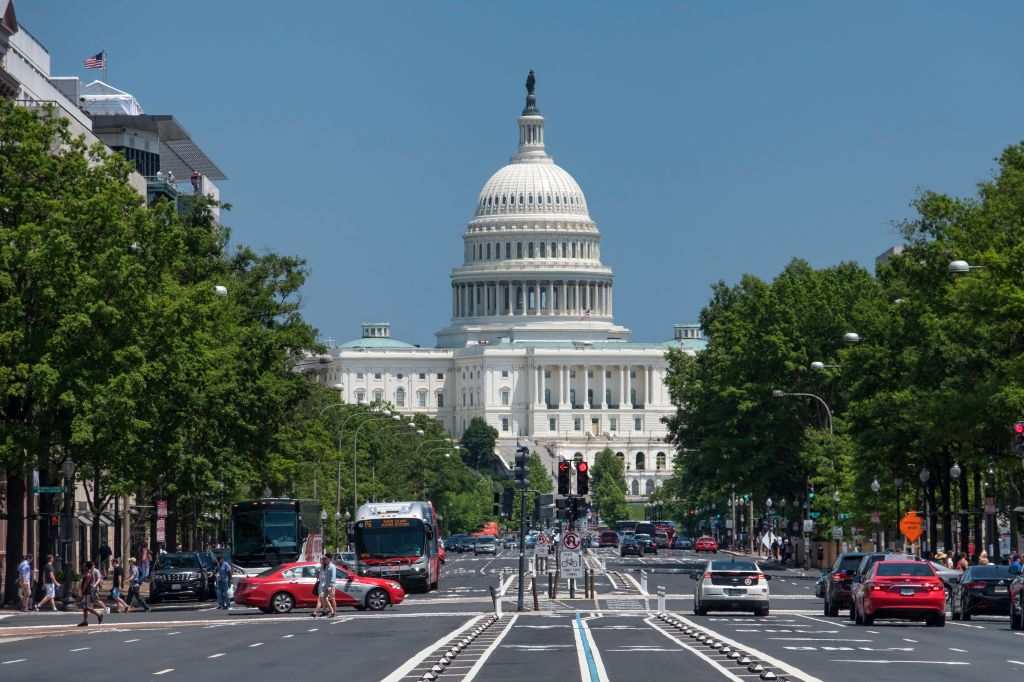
[1,546,1021,681]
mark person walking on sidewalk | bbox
[78,561,104,626]
[35,555,60,612]
[17,554,33,611]
[125,558,150,612]
[110,559,130,612]
[312,555,337,618]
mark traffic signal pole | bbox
[517,487,527,612]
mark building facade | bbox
[308,73,704,502]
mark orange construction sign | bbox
[899,511,922,543]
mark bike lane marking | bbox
[644,617,744,681]
[380,614,483,682]
[462,614,518,681]
[574,613,609,682]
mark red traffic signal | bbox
[49,514,59,527]
[575,460,589,495]
[577,462,588,472]
[558,461,571,472]
[1016,422,1024,434]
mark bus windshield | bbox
[357,519,426,559]
[231,509,300,565]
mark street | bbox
[1,547,1019,681]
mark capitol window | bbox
[501,370,509,378]
[546,194,551,204]
[539,242,546,257]
[610,417,618,431]
[528,194,533,205]
[486,243,491,259]
[605,370,611,378]
[528,242,534,257]
[436,393,444,408]
[437,372,444,380]
[519,194,524,204]
[574,418,582,431]
[417,390,427,407]
[356,372,364,380]
[555,195,560,205]
[634,417,642,431]
[549,418,556,431]
[544,369,551,378]
[355,390,366,404]
[373,390,384,402]
[505,242,511,259]
[500,390,509,406]
[395,388,405,407]
[656,452,666,470]
[502,418,509,432]
[374,373,382,380]
[418,373,426,380]
[396,373,403,380]
[517,243,523,258]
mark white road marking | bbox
[796,613,848,628]
[381,615,483,682]
[248,643,263,647]
[208,653,225,658]
[950,622,985,629]
[153,669,174,675]
[124,638,140,643]
[949,648,967,652]
[69,647,90,652]
[574,615,609,682]
[166,632,181,635]
[464,615,518,682]
[2,659,27,665]
[282,634,294,638]
[829,659,968,665]
[645,618,744,681]
[1008,660,1024,666]
[903,638,918,643]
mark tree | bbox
[460,417,498,470]
[591,448,628,525]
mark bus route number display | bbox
[366,518,411,528]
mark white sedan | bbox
[692,558,772,616]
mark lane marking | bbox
[282,634,294,638]
[667,613,826,682]
[949,648,967,653]
[381,615,483,682]
[575,614,609,682]
[645,618,743,681]
[1009,660,1024,666]
[248,643,263,648]
[829,659,968,665]
[464,615,518,682]
[208,653,225,658]
[153,669,174,675]
[124,638,140,643]
[796,613,849,629]
[2,659,27,665]
[69,647,90,652]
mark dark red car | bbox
[233,561,405,614]
[853,560,945,627]
[599,531,619,548]
[695,536,718,553]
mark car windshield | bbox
[155,554,200,570]
[875,562,934,577]
[636,534,651,539]
[711,560,757,571]
[837,555,866,571]
[965,565,1014,579]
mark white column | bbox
[561,281,567,315]
[600,365,608,408]
[608,286,613,317]
[646,366,653,405]
[537,366,544,404]
[547,282,554,316]
[619,365,626,407]
[558,365,566,407]
[625,364,632,408]
[583,364,590,409]
[533,283,540,315]
[506,282,512,315]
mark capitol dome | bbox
[474,162,589,219]
[437,71,631,349]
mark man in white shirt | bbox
[17,554,33,611]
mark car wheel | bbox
[826,597,838,617]
[932,613,945,627]
[854,604,863,625]
[951,602,961,620]
[863,612,875,626]
[754,607,769,617]
[430,580,438,591]
[270,591,295,614]
[365,588,389,611]
[960,599,971,621]
[693,603,706,616]
[848,605,856,622]
[150,595,162,604]
[620,552,626,558]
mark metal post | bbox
[657,585,666,613]
[532,575,539,610]
[516,487,527,611]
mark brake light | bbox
[703,572,714,580]
[966,582,987,590]
[871,584,885,591]
[927,584,944,591]
[833,573,845,580]
[753,574,765,581]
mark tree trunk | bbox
[959,464,970,556]
[940,463,952,552]
[90,474,102,566]
[973,469,983,561]
[3,472,26,606]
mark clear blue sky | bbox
[23,1,1024,346]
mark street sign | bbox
[838,513,850,521]
[559,550,584,579]
[832,526,843,540]
[809,511,821,519]
[985,497,996,514]
[562,531,581,552]
[870,511,880,524]
[536,534,551,557]
[899,511,922,543]
[725,519,733,529]
[156,499,168,542]
[32,486,65,494]
[802,519,814,533]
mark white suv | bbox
[474,536,498,556]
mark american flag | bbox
[83,51,105,69]
[580,309,591,320]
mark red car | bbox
[695,536,718,553]
[233,561,405,614]
[853,560,945,627]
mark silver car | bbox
[692,559,771,616]
[474,535,498,555]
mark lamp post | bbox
[765,497,773,538]
[61,457,76,570]
[950,461,962,555]
[320,509,328,556]
[352,414,398,513]
[334,511,341,555]
[871,477,881,549]
[833,489,841,555]
[894,475,903,550]
[986,460,997,560]
[344,511,352,552]
[370,420,420,501]
[919,467,930,555]
[771,390,833,435]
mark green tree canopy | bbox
[460,417,498,469]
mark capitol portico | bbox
[307,72,705,501]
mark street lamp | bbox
[334,511,341,555]
[948,259,985,274]
[61,457,76,574]
[870,477,881,549]
[950,461,962,555]
[809,361,840,372]
[344,511,352,552]
[771,389,833,435]
[893,475,903,549]
[919,468,930,554]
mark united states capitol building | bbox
[308,73,704,501]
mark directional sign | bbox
[32,486,65,494]
[832,526,843,540]
[802,519,814,533]
[562,532,581,552]
[559,550,584,579]
[536,542,550,558]
[899,511,922,543]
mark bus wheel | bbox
[271,591,295,614]
[365,588,389,611]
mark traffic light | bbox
[689,508,696,516]
[514,446,530,491]
[1014,422,1024,454]
[557,460,571,496]
[807,480,815,500]
[535,493,554,520]
[493,492,501,517]
[575,460,589,495]
[49,514,59,528]
[501,491,515,517]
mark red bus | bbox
[353,501,441,591]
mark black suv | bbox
[149,551,217,602]
[821,552,866,616]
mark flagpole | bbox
[102,48,108,83]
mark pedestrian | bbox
[312,555,337,618]
[125,558,150,612]
[771,538,780,561]
[17,553,33,611]
[35,554,60,612]
[99,542,112,577]
[139,545,151,581]
[979,550,990,565]
[215,554,232,610]
[110,559,130,613]
[190,170,201,194]
[78,561,104,626]
[956,553,969,571]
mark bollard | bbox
[532,575,539,611]
[657,585,665,613]
[489,585,502,618]
[640,569,648,594]
[548,572,554,599]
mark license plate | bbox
[996,586,1009,593]
[900,588,914,596]
[171,584,181,591]
[725,588,744,596]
